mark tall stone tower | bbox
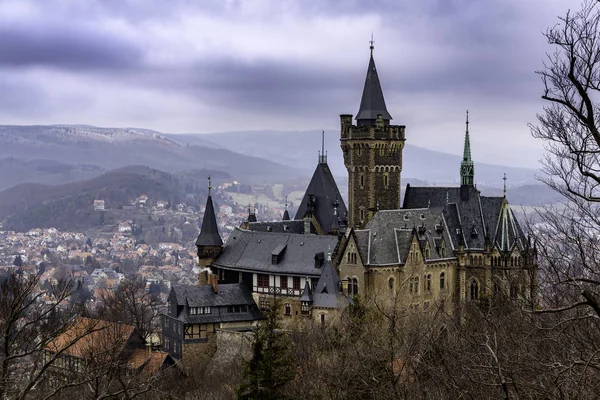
[340,42,406,228]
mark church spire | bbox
[460,110,474,187]
[356,40,392,126]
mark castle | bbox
[192,43,537,325]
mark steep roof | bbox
[494,198,525,252]
[356,51,392,123]
[196,195,222,247]
[294,162,347,234]
[282,209,290,221]
[168,283,264,324]
[213,228,339,276]
[312,256,351,308]
[403,185,525,251]
[248,220,308,234]
[46,317,136,358]
[355,209,453,266]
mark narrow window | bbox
[293,277,301,291]
[383,174,389,188]
[440,272,445,290]
[360,174,365,188]
[285,303,291,315]
[352,278,359,295]
[470,280,479,300]
[425,274,432,292]
[280,276,288,289]
[388,277,394,293]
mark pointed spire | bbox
[460,110,474,187]
[319,131,327,164]
[282,196,290,221]
[196,177,222,247]
[356,41,392,126]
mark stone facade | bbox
[341,114,405,229]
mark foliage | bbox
[237,299,296,400]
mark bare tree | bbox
[0,272,91,399]
[98,278,161,342]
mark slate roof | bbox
[247,220,307,234]
[196,195,222,247]
[355,209,453,266]
[282,209,290,221]
[294,162,348,234]
[299,280,312,302]
[213,228,339,276]
[311,257,351,308]
[169,283,264,324]
[403,185,526,252]
[356,52,393,123]
[494,198,525,252]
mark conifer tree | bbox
[237,299,296,400]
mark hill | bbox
[0,125,300,185]
[0,166,221,232]
[200,129,539,187]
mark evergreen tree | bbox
[237,299,296,400]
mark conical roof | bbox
[356,49,392,124]
[282,209,290,221]
[312,255,351,308]
[294,162,348,233]
[196,195,222,247]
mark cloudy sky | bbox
[0,0,581,168]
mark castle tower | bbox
[460,111,475,201]
[195,177,222,270]
[340,41,406,228]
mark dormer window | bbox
[314,252,325,268]
[271,244,287,265]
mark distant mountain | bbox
[0,158,105,191]
[0,166,191,231]
[201,129,540,187]
[0,125,300,185]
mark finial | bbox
[327,246,332,261]
[207,175,212,196]
[370,33,374,56]
[427,199,431,208]
[503,173,507,197]
[466,110,469,131]
[285,196,288,210]
[319,131,327,163]
[446,190,449,204]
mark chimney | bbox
[304,218,311,235]
[208,273,218,294]
[198,269,209,285]
[341,279,349,296]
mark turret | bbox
[195,176,222,269]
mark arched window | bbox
[439,272,445,290]
[352,278,359,296]
[470,280,479,301]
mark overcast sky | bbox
[0,0,581,168]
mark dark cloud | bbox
[0,20,143,70]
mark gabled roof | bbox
[354,209,453,266]
[213,228,339,276]
[294,162,347,234]
[171,283,254,308]
[356,52,392,123]
[403,185,525,251]
[196,195,222,247]
[45,317,136,359]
